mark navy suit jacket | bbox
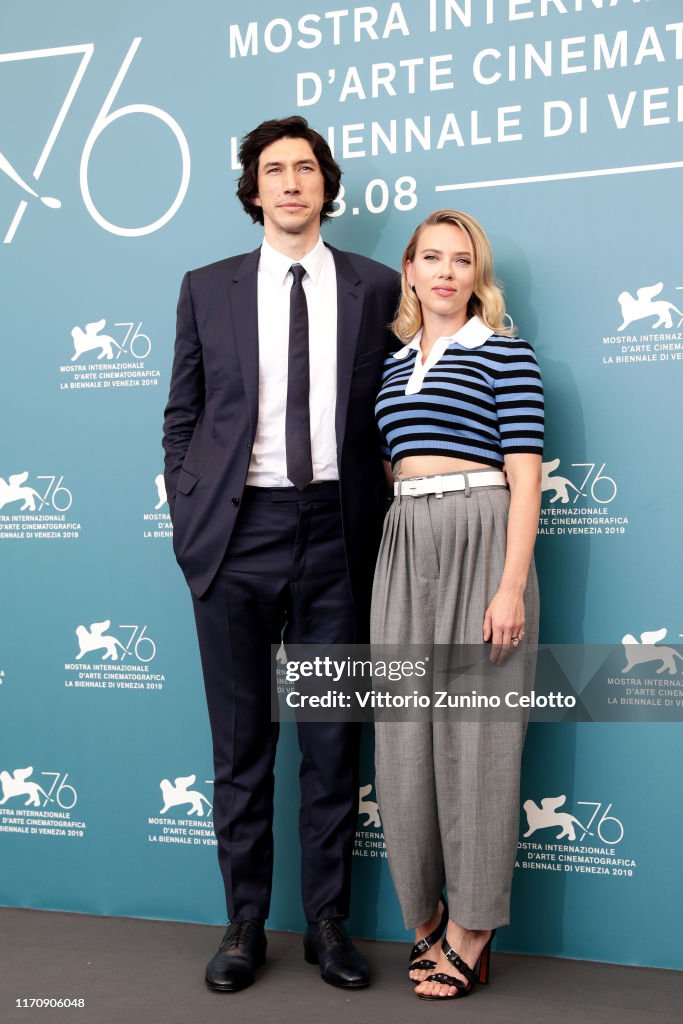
[163,243,400,621]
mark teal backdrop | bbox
[1,0,681,970]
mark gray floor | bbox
[1,908,681,1024]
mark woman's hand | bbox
[483,587,525,664]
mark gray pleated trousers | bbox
[371,480,539,930]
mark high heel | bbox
[417,929,495,1000]
[407,897,449,982]
[477,928,495,985]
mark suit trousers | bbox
[371,482,539,931]
[191,482,360,924]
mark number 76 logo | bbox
[1,38,190,243]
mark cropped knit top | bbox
[375,316,544,469]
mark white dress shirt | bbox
[247,236,339,486]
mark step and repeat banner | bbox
[1,0,681,970]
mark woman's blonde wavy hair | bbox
[391,209,514,342]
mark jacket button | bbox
[231,497,240,507]
[247,442,252,450]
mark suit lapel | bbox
[329,245,364,453]
[227,248,260,438]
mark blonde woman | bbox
[372,210,543,1001]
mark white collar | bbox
[260,235,327,285]
[392,315,494,359]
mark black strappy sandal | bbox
[416,929,495,1000]
[407,898,449,982]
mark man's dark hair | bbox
[236,115,342,224]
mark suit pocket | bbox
[176,468,200,495]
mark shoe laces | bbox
[319,918,347,946]
[223,919,258,950]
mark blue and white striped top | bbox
[375,316,544,468]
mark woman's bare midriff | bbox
[393,455,499,480]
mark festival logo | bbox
[0,766,87,839]
[577,626,683,720]
[523,795,589,842]
[517,792,635,879]
[64,619,166,693]
[75,621,128,662]
[142,473,172,541]
[0,470,80,541]
[147,773,216,849]
[0,472,43,512]
[0,471,72,512]
[522,795,623,844]
[617,284,683,332]
[0,767,49,807]
[604,625,683,713]
[160,775,213,817]
[353,781,386,860]
[602,279,683,367]
[621,628,683,677]
[59,318,160,392]
[1,38,189,245]
[71,319,140,361]
[74,620,156,663]
[538,457,628,537]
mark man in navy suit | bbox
[163,116,398,992]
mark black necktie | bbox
[286,264,313,490]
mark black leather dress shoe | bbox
[205,919,267,992]
[303,918,369,988]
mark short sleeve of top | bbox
[375,321,544,469]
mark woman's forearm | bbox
[498,456,542,594]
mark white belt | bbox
[394,470,506,498]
